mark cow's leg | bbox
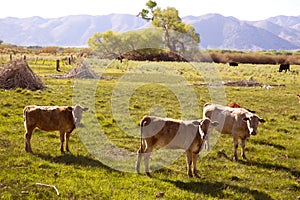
[192,152,199,177]
[65,132,71,152]
[233,138,239,161]
[205,134,210,151]
[59,130,65,153]
[241,139,247,160]
[143,146,153,177]
[144,152,152,177]
[24,126,34,153]
[135,146,143,174]
[186,150,193,177]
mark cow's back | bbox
[203,103,243,135]
[140,116,199,149]
[24,106,75,132]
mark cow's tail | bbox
[203,102,212,107]
[139,116,151,153]
[23,106,29,131]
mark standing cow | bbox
[203,103,265,160]
[229,62,239,67]
[23,105,88,153]
[278,63,290,72]
[228,101,255,113]
[136,115,219,177]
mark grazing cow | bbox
[297,94,300,103]
[278,63,290,72]
[23,105,88,153]
[203,103,265,161]
[228,101,255,113]
[229,62,239,66]
[135,115,219,177]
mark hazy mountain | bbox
[0,13,299,50]
[184,14,299,50]
[0,14,149,46]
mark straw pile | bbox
[61,62,99,79]
[51,62,111,79]
[0,60,45,90]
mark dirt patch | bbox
[194,79,285,87]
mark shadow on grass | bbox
[35,152,115,171]
[216,149,299,179]
[251,140,286,150]
[238,160,300,179]
[163,179,273,200]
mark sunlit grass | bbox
[0,57,299,199]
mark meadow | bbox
[0,55,299,199]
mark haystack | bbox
[0,60,45,90]
[56,62,99,79]
[52,62,112,79]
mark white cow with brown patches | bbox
[135,115,219,177]
[203,103,265,161]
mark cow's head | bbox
[73,105,88,126]
[193,118,219,140]
[243,114,265,135]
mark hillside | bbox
[0,13,299,50]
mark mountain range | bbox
[0,13,300,51]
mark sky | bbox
[1,0,299,21]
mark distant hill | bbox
[0,13,299,51]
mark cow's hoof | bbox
[194,173,200,178]
[232,156,238,161]
[146,172,152,178]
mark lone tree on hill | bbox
[138,0,200,55]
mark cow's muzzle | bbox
[250,131,257,136]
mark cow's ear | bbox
[192,120,201,126]
[243,117,249,122]
[259,117,266,123]
[67,106,73,111]
[83,107,88,111]
[211,121,219,127]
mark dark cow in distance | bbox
[229,62,239,66]
[23,105,88,153]
[278,63,290,72]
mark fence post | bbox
[56,59,61,72]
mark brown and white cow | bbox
[203,103,265,161]
[228,101,255,113]
[23,105,88,153]
[135,115,219,177]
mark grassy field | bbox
[0,56,299,199]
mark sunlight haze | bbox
[1,0,299,20]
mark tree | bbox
[0,40,3,45]
[138,0,200,55]
[87,28,164,60]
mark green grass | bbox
[0,57,299,199]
